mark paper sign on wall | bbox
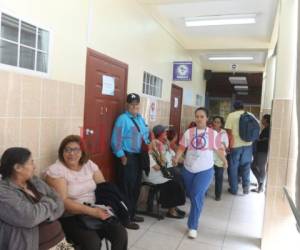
[149,99,157,122]
[102,75,115,96]
[174,97,179,108]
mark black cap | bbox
[127,93,140,104]
[153,125,168,138]
[233,100,244,110]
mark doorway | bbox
[169,84,183,138]
[84,48,128,180]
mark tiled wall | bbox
[0,70,197,175]
[0,70,84,174]
[262,99,299,249]
[139,96,196,136]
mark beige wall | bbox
[0,69,84,174]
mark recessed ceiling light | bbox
[185,14,256,27]
[208,56,254,61]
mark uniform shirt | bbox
[225,110,252,148]
[180,127,219,173]
[213,129,229,167]
[111,111,150,158]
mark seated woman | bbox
[143,140,186,219]
[45,135,127,250]
[0,147,65,250]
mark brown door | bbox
[84,48,128,181]
[169,84,183,139]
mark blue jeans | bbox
[181,167,214,230]
[229,146,253,194]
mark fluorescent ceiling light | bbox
[229,76,248,85]
[237,92,248,95]
[208,56,254,61]
[185,14,256,27]
[234,85,248,90]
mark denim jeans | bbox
[181,167,214,230]
[229,145,253,194]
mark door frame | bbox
[169,84,183,137]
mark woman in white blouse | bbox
[45,135,127,250]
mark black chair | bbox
[137,182,164,220]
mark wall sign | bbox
[102,75,115,96]
[149,99,157,122]
[173,61,192,81]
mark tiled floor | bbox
[128,179,265,250]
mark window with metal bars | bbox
[0,12,49,73]
[142,71,162,98]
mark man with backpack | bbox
[225,100,260,195]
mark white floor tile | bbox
[129,181,264,250]
[134,231,182,250]
[194,227,225,247]
[177,238,222,250]
[148,218,187,237]
[223,232,261,249]
[127,228,146,247]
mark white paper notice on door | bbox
[174,97,179,108]
[102,75,115,96]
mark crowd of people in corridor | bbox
[0,93,270,250]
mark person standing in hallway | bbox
[111,93,150,230]
[173,107,227,239]
[212,116,229,201]
[225,101,256,195]
[251,114,271,193]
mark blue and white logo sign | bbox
[173,61,192,81]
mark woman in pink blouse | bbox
[45,135,127,250]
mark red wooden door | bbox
[84,48,127,181]
[169,84,183,139]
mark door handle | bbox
[85,128,94,136]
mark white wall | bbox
[87,0,205,103]
[0,0,206,104]
[0,0,89,85]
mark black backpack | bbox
[239,112,260,142]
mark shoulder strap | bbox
[130,117,141,133]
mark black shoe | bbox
[166,211,184,219]
[215,196,221,201]
[228,188,237,195]
[175,208,186,216]
[257,183,264,193]
[125,222,140,230]
[251,188,258,193]
[250,182,258,187]
[132,215,144,222]
[243,187,249,194]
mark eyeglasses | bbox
[63,147,81,154]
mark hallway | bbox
[128,180,264,250]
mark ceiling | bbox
[138,0,279,72]
[206,72,263,104]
